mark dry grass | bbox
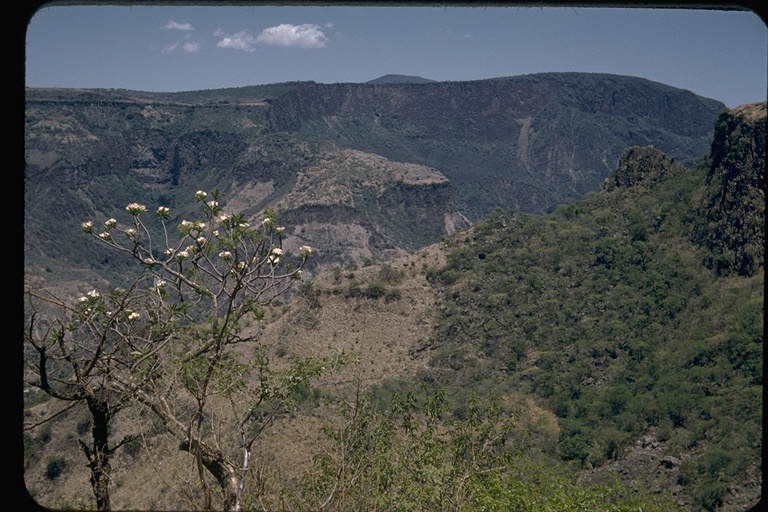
[25,243,452,510]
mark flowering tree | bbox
[24,279,174,511]
[26,190,330,511]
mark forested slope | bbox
[423,103,764,511]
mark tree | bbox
[25,279,173,511]
[25,190,331,511]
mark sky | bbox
[25,3,767,108]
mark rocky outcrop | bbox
[603,145,686,191]
[696,102,766,276]
[274,154,471,270]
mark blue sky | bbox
[25,3,767,108]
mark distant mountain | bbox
[266,73,725,219]
[25,72,725,291]
[366,74,437,84]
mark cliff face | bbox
[265,73,725,218]
[273,148,471,268]
[696,102,766,277]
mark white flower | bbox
[157,206,170,217]
[212,230,220,237]
[299,245,312,258]
[176,250,189,261]
[164,248,176,256]
[180,220,193,229]
[127,312,140,321]
[125,228,137,238]
[155,279,166,289]
[207,200,218,209]
[238,222,249,229]
[217,214,231,224]
[126,203,147,215]
[194,221,206,231]
[78,296,88,303]
[268,247,283,265]
[87,289,100,298]
[143,257,154,264]
[104,218,117,228]
[236,261,246,270]
[195,190,207,200]
[219,251,233,260]
[196,236,206,245]
[262,217,274,228]
[98,232,111,240]
[81,221,93,233]
[276,226,285,234]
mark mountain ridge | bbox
[25,72,726,293]
[366,74,437,84]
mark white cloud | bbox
[161,43,178,53]
[163,21,194,31]
[183,41,201,53]
[216,30,258,52]
[214,24,328,52]
[256,24,327,49]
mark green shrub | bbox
[364,283,386,299]
[45,456,67,480]
[377,263,405,284]
[76,417,92,436]
[384,288,402,302]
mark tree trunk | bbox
[79,397,113,511]
[180,439,240,511]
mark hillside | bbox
[24,98,764,511]
[24,73,725,295]
[416,103,765,511]
[260,103,764,510]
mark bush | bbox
[45,456,67,480]
[364,283,386,299]
[384,288,402,302]
[377,263,404,284]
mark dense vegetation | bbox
[695,103,766,277]
[281,389,679,511]
[421,121,763,510]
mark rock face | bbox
[696,102,766,277]
[273,148,471,268]
[265,73,725,218]
[604,145,687,191]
